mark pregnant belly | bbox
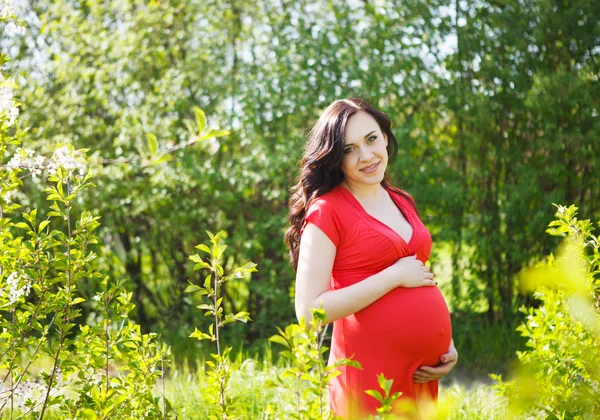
[347,287,452,366]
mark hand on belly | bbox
[413,340,458,383]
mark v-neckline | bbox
[337,183,415,246]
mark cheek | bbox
[340,155,353,172]
[378,144,389,158]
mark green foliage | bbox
[1,15,171,418]
[67,276,172,419]
[450,311,525,374]
[0,145,172,418]
[493,204,600,418]
[4,0,597,358]
[268,308,361,419]
[2,1,599,417]
[186,230,257,419]
[364,373,402,416]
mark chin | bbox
[356,175,385,185]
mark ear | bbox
[384,133,388,147]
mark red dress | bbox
[300,183,452,418]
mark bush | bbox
[1,14,171,419]
[493,204,600,418]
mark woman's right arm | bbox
[294,222,437,325]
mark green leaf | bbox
[189,254,210,270]
[234,311,251,322]
[24,208,37,225]
[38,220,50,232]
[122,341,138,349]
[193,106,207,133]
[204,275,212,289]
[79,409,98,420]
[206,129,230,138]
[46,193,62,201]
[311,307,327,323]
[184,283,202,293]
[189,327,213,341]
[194,244,211,255]
[146,132,158,156]
[365,389,384,403]
[268,334,289,348]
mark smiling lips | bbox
[360,162,380,173]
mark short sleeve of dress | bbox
[300,198,342,247]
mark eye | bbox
[344,136,377,154]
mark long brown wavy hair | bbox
[285,97,418,272]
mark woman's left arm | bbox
[413,339,458,384]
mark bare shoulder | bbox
[301,220,337,249]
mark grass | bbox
[161,357,510,419]
[2,339,512,419]
[437,383,509,419]
[164,358,291,419]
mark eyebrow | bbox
[344,130,376,147]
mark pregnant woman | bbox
[285,98,458,418]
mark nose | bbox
[358,145,374,161]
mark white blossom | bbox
[6,147,35,170]
[47,146,87,175]
[5,21,26,36]
[2,271,31,305]
[0,368,67,413]
[0,74,14,109]
[0,73,19,126]
[0,379,45,411]
[2,187,26,203]
[0,0,14,19]
[6,146,87,177]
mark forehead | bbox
[344,111,379,144]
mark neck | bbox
[341,180,386,205]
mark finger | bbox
[413,373,437,382]
[423,279,437,287]
[413,369,436,378]
[413,372,435,381]
[418,365,448,375]
[440,352,458,364]
[424,272,435,280]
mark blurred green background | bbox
[5,0,599,377]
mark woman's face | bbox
[341,111,388,187]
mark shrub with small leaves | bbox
[186,230,257,419]
[269,308,362,419]
[493,204,600,418]
[1,13,172,418]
